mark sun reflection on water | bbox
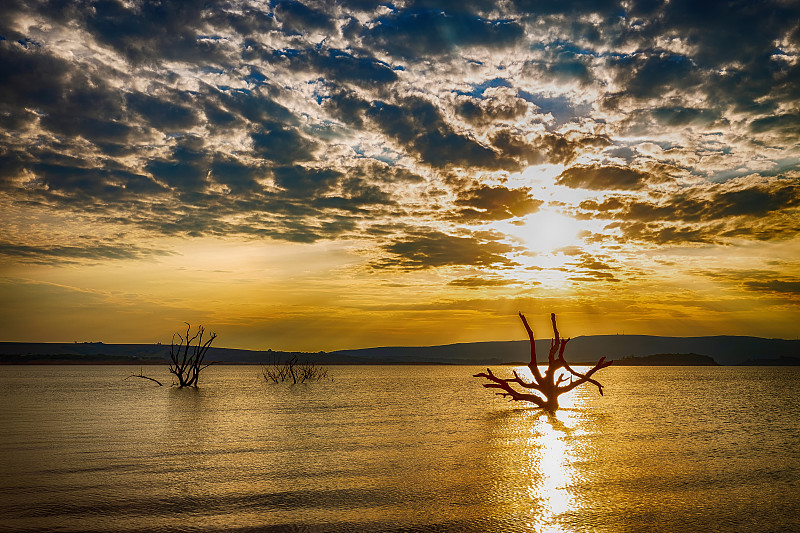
[526,409,580,533]
[492,377,591,533]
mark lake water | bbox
[1,365,798,532]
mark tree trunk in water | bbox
[168,323,217,388]
[473,312,612,411]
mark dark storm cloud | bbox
[557,164,657,190]
[620,106,724,135]
[608,51,702,101]
[451,185,543,222]
[251,123,318,165]
[631,0,800,69]
[580,179,800,223]
[522,43,595,86]
[126,92,200,132]
[448,276,518,288]
[491,131,611,166]
[564,252,621,283]
[375,230,518,270]
[367,96,513,170]
[743,280,800,296]
[272,165,341,195]
[208,5,276,35]
[80,0,231,65]
[335,177,395,206]
[0,39,131,146]
[273,0,334,32]
[578,178,800,245]
[0,143,164,200]
[210,156,263,194]
[749,113,800,138]
[320,87,372,128]
[454,91,530,125]
[245,44,399,87]
[146,140,210,191]
[606,1,800,115]
[347,161,426,184]
[362,8,524,58]
[700,269,800,298]
[214,86,297,126]
[0,241,173,264]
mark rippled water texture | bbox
[1,365,799,532]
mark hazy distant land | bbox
[1,335,798,366]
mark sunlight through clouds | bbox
[1,0,798,347]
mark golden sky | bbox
[1,1,799,350]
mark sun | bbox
[499,164,605,255]
[517,208,588,254]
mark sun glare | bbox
[519,209,586,253]
[517,408,585,533]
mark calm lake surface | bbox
[1,365,798,532]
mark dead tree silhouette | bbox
[474,312,612,411]
[169,323,217,388]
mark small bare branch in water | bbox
[124,368,163,386]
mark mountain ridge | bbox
[1,334,798,366]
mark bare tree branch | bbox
[474,312,613,411]
[124,368,163,386]
[169,323,217,388]
[518,312,543,383]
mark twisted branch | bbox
[474,312,613,410]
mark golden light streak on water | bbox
[2,365,799,532]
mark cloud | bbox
[251,123,319,165]
[246,44,399,88]
[522,43,595,86]
[375,230,518,270]
[489,130,611,167]
[79,0,233,66]
[743,279,800,296]
[451,185,543,222]
[0,241,173,264]
[272,165,341,195]
[146,139,210,191]
[448,276,520,288]
[454,88,531,125]
[699,269,800,298]
[362,8,524,58]
[574,175,800,245]
[563,252,621,283]
[126,91,200,132]
[209,155,263,194]
[749,113,800,138]
[273,0,334,32]
[557,164,658,190]
[0,0,798,269]
[367,96,514,170]
[608,51,702,101]
[581,178,800,223]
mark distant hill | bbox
[737,356,800,366]
[1,335,798,366]
[613,353,718,366]
[0,343,324,365]
[329,335,799,366]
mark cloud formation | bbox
[0,0,798,272]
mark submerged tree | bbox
[262,354,329,384]
[169,323,217,388]
[474,312,613,411]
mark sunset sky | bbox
[1,0,799,351]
